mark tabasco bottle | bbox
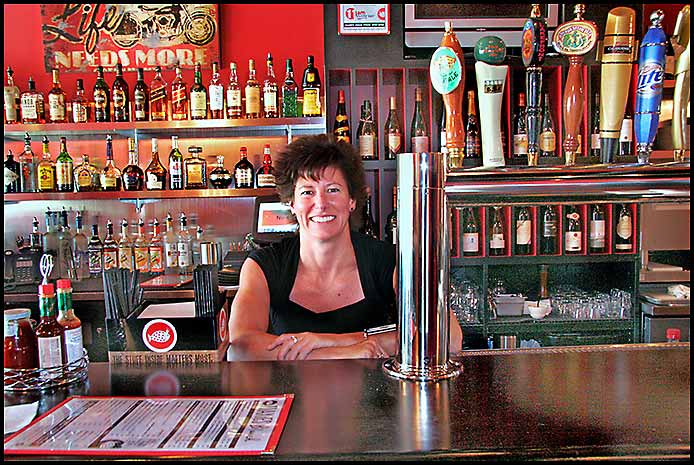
[302,55,322,117]
[56,279,83,364]
[36,283,66,373]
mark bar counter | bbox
[4,343,690,461]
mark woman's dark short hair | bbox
[275,134,367,210]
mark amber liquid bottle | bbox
[150,66,168,121]
[47,68,67,123]
[171,65,189,120]
[333,89,351,143]
[93,66,111,122]
[145,138,167,191]
[465,90,481,159]
[263,52,279,118]
[384,96,402,159]
[100,135,122,191]
[112,63,130,122]
[245,59,261,119]
[122,137,144,191]
[133,68,149,122]
[302,55,322,117]
[226,62,242,119]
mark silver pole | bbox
[383,152,463,381]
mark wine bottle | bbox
[540,205,558,255]
[333,89,351,143]
[384,186,397,245]
[590,92,600,158]
[513,93,528,158]
[564,205,582,254]
[359,190,378,239]
[589,204,606,253]
[515,206,532,255]
[489,207,505,256]
[615,204,633,251]
[539,92,556,157]
[410,87,429,153]
[358,100,377,160]
[462,207,479,256]
[384,96,402,159]
[465,90,481,159]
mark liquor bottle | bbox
[56,279,83,364]
[462,207,479,256]
[384,96,402,159]
[564,205,582,254]
[590,93,600,158]
[20,77,44,124]
[117,218,133,271]
[355,101,365,146]
[385,186,397,245]
[30,216,44,279]
[615,204,633,251]
[55,136,74,192]
[87,224,103,277]
[333,89,351,143]
[358,100,377,160]
[18,133,37,193]
[103,219,119,270]
[112,63,130,122]
[57,208,75,280]
[36,283,66,370]
[149,218,165,275]
[256,144,276,188]
[134,218,150,273]
[234,146,255,188]
[177,213,193,274]
[145,138,167,191]
[4,149,20,193]
[122,137,144,191]
[281,58,299,117]
[168,135,183,190]
[589,204,606,253]
[47,68,67,123]
[43,210,60,278]
[489,206,506,256]
[209,155,233,189]
[302,55,322,117]
[72,212,89,281]
[515,206,532,255]
[74,154,96,192]
[37,136,56,193]
[150,66,168,121]
[163,213,178,274]
[190,62,208,120]
[93,66,111,122]
[263,52,279,118]
[619,113,633,156]
[71,78,88,123]
[539,92,556,157]
[192,226,204,266]
[513,93,528,158]
[439,106,447,153]
[4,66,21,124]
[465,90,481,159]
[245,59,261,119]
[133,68,149,122]
[411,87,429,153]
[359,191,378,239]
[208,61,224,119]
[226,62,242,119]
[101,135,122,191]
[184,146,207,189]
[171,64,188,120]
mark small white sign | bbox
[338,4,390,36]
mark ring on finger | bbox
[290,335,298,344]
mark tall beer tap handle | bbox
[672,5,690,162]
[522,4,548,166]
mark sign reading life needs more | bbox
[338,4,390,35]
[41,4,221,73]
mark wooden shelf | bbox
[3,187,277,202]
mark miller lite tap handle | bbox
[552,4,597,166]
[599,7,636,164]
[672,5,690,162]
[634,10,667,165]
[522,4,548,166]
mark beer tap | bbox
[552,4,597,166]
[634,10,667,165]
[599,7,636,164]
[671,5,690,163]
[522,4,548,166]
[474,36,508,168]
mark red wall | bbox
[3,4,325,97]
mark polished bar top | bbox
[4,343,690,461]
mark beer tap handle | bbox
[522,4,548,166]
[672,5,690,162]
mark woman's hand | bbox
[267,333,389,360]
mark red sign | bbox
[41,4,220,73]
[142,319,178,353]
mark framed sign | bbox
[338,4,390,36]
[41,4,221,72]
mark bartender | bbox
[228,134,463,360]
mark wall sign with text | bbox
[41,4,221,72]
[338,4,390,36]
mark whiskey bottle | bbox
[208,61,224,119]
[384,186,398,245]
[263,53,279,118]
[168,135,183,190]
[93,66,110,122]
[171,64,189,120]
[564,205,582,254]
[256,144,276,188]
[4,66,21,124]
[358,190,378,239]
[134,218,150,273]
[36,283,66,370]
[47,68,67,123]
[281,58,298,117]
[149,218,165,275]
[333,89,351,143]
[133,68,149,122]
[226,62,242,119]
[209,155,233,189]
[489,207,506,256]
[190,62,208,120]
[87,224,103,277]
[462,207,479,256]
[465,90,481,159]
[177,213,193,274]
[19,132,37,193]
[37,136,56,193]
[150,66,168,121]
[245,59,261,119]
[163,213,178,274]
[589,204,606,253]
[540,205,558,255]
[410,87,429,153]
[233,146,255,188]
[71,79,88,123]
[72,212,89,282]
[145,138,167,190]
[539,92,556,157]
[74,154,96,192]
[55,136,74,192]
[615,204,633,251]
[56,279,83,364]
[184,146,207,189]
[513,93,528,158]
[102,219,119,271]
[122,137,144,191]
[358,100,377,160]
[4,149,20,193]
[590,93,600,158]
[515,206,532,255]
[117,218,133,271]
[101,136,121,191]
[384,96,402,159]
[302,55,322,117]
[20,77,45,124]
[112,63,130,122]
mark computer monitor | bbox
[252,195,298,244]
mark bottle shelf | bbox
[3,188,277,203]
